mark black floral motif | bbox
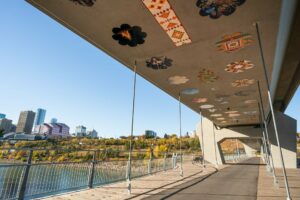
[112,24,147,47]
[146,57,172,70]
[69,0,96,6]
[196,0,246,19]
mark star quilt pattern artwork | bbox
[142,0,191,46]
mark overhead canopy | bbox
[27,0,297,127]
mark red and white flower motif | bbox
[225,60,254,73]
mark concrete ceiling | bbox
[27,0,287,127]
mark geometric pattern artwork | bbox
[69,0,96,6]
[192,98,208,103]
[198,69,218,83]
[142,0,192,46]
[200,104,215,109]
[146,57,172,70]
[225,60,254,73]
[112,24,147,47]
[181,88,199,95]
[196,0,246,19]
[168,76,189,85]
[216,32,252,53]
[231,79,255,87]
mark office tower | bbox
[34,122,70,138]
[75,125,87,137]
[0,113,6,119]
[87,129,98,138]
[34,108,46,126]
[16,111,36,134]
[50,118,57,123]
[0,118,12,133]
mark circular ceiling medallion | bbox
[200,104,214,109]
[181,88,199,95]
[225,111,238,114]
[244,100,256,104]
[168,76,189,85]
[229,113,241,117]
[192,97,208,103]
[216,117,225,120]
[225,60,254,73]
[198,69,218,83]
[231,79,255,87]
[208,108,217,112]
[210,114,222,117]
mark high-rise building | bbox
[145,130,157,138]
[16,111,36,134]
[75,125,87,137]
[0,113,6,119]
[33,122,70,138]
[50,118,57,123]
[0,118,12,134]
[87,129,98,138]
[34,108,46,126]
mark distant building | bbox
[145,130,157,138]
[50,118,57,123]
[34,108,46,126]
[33,123,70,138]
[0,118,12,133]
[0,113,6,119]
[75,125,87,137]
[87,129,98,138]
[16,111,35,134]
[14,133,42,141]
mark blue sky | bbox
[0,2,299,137]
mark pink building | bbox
[34,123,70,138]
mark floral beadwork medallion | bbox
[112,24,147,47]
[225,60,254,73]
[69,0,96,6]
[200,104,215,109]
[142,0,191,46]
[168,76,189,85]
[216,32,252,53]
[196,0,246,19]
[181,88,199,95]
[198,69,218,83]
[231,79,255,87]
[146,57,172,70]
[192,98,208,103]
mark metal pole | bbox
[200,110,205,168]
[236,139,240,160]
[255,22,291,200]
[127,62,137,194]
[178,93,183,177]
[257,81,277,178]
[88,151,97,188]
[17,150,33,200]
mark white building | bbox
[87,129,98,138]
[33,123,70,138]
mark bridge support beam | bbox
[196,112,297,169]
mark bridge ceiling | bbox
[27,0,282,127]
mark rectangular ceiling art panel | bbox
[142,0,192,46]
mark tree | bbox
[0,129,4,138]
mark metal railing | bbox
[0,148,187,200]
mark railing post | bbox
[163,153,167,171]
[148,152,152,174]
[88,151,97,188]
[17,149,33,200]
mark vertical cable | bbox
[255,22,291,199]
[212,124,218,167]
[178,93,183,177]
[127,62,137,194]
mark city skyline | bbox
[0,2,299,138]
